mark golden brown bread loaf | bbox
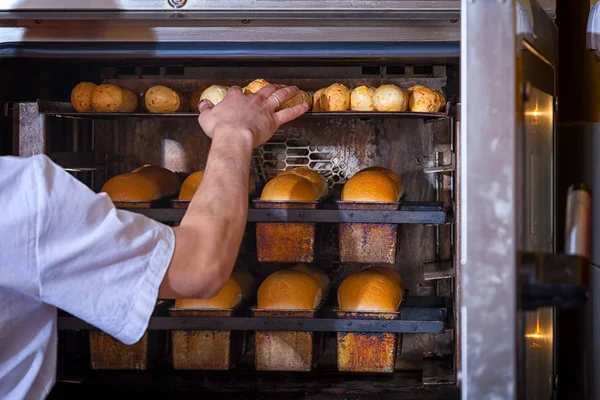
[243,78,271,94]
[144,85,181,113]
[350,85,376,111]
[337,268,404,311]
[175,278,243,310]
[260,174,319,201]
[91,84,129,113]
[321,83,350,111]
[101,173,162,201]
[201,85,229,106]
[120,87,139,112]
[312,88,326,112]
[178,170,255,200]
[356,167,404,199]
[279,167,328,198]
[132,165,180,197]
[408,86,441,113]
[291,264,330,298]
[71,82,97,112]
[373,84,408,112]
[341,169,399,202]
[257,269,322,310]
[279,90,313,111]
[231,269,256,299]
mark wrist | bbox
[212,123,254,148]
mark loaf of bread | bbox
[175,278,243,310]
[131,165,180,197]
[291,264,330,298]
[279,90,312,111]
[350,85,376,111]
[101,173,162,201]
[356,167,404,199]
[91,84,132,113]
[71,82,97,112]
[320,83,350,111]
[341,169,399,203]
[257,269,322,310]
[408,86,441,113]
[200,85,229,106]
[337,268,404,312]
[312,88,326,112]
[279,167,328,198]
[373,84,408,112]
[144,85,181,113]
[243,78,271,94]
[260,174,319,201]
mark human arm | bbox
[158,84,309,299]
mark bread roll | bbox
[280,167,328,198]
[200,85,229,106]
[144,85,181,113]
[91,84,127,113]
[71,82,97,112]
[260,174,319,201]
[321,83,350,111]
[292,264,330,297]
[101,173,162,201]
[368,267,404,292]
[179,170,255,200]
[373,84,408,112]
[434,89,446,110]
[257,269,322,310]
[350,85,376,111]
[132,164,181,197]
[243,78,270,94]
[357,167,404,199]
[175,278,242,310]
[120,87,139,112]
[409,86,441,113]
[279,90,312,111]
[337,268,403,312]
[231,269,256,299]
[407,85,428,93]
[312,88,326,112]
[190,86,209,112]
[341,170,398,203]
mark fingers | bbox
[267,86,300,108]
[255,83,284,98]
[198,99,214,113]
[227,85,243,94]
[274,102,309,126]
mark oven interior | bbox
[5,56,460,398]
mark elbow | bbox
[195,266,229,299]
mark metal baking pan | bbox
[335,309,402,373]
[251,307,323,372]
[336,201,400,264]
[168,306,244,370]
[252,200,320,263]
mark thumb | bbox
[198,99,214,113]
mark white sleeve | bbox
[33,155,175,345]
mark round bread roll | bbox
[341,170,398,203]
[71,82,97,112]
[231,269,256,299]
[200,85,229,106]
[144,85,181,113]
[292,264,330,297]
[91,84,127,113]
[132,164,181,197]
[434,89,446,110]
[409,86,441,113]
[407,85,428,93]
[190,86,209,112]
[175,278,242,310]
[101,173,162,201]
[312,88,326,112]
[257,269,322,310]
[280,167,328,198]
[373,84,408,112]
[321,83,350,112]
[120,87,139,112]
[243,78,271,94]
[357,167,404,199]
[178,170,205,200]
[179,170,255,200]
[337,268,404,312]
[260,174,319,201]
[278,90,312,111]
[350,85,376,111]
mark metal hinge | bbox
[424,152,456,174]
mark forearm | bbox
[160,128,253,298]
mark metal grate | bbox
[252,131,349,194]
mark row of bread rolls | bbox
[260,166,329,201]
[258,166,402,203]
[175,264,402,312]
[71,82,139,113]
[314,83,445,113]
[101,165,256,202]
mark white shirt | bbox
[0,155,176,399]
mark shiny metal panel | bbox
[460,0,517,399]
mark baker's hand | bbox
[197,85,309,148]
